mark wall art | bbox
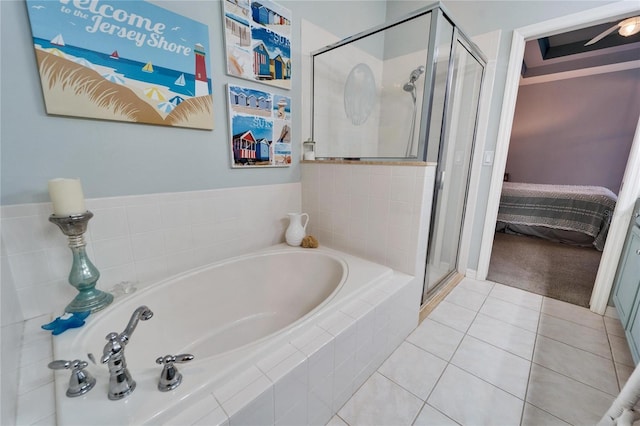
[222,0,291,90]
[26,0,214,129]
[228,84,291,167]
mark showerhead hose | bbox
[403,65,425,157]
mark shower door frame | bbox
[422,23,487,302]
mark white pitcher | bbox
[285,213,309,246]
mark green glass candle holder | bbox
[49,211,113,313]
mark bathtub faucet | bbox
[101,305,153,400]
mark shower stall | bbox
[311,3,486,302]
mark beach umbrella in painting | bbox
[102,73,125,85]
[143,87,166,101]
[169,95,184,106]
[74,57,96,70]
[45,48,67,58]
[157,102,175,113]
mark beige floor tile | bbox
[406,319,464,362]
[538,313,611,359]
[489,283,543,311]
[378,341,447,400]
[604,315,626,338]
[609,333,635,367]
[533,335,618,395]
[428,364,523,425]
[456,277,494,296]
[412,404,459,425]
[467,313,537,360]
[542,297,605,331]
[526,364,614,425]
[480,296,540,332]
[451,335,531,399]
[444,286,487,312]
[521,403,570,426]
[428,300,477,333]
[338,372,423,426]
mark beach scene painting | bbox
[222,0,291,90]
[25,0,214,130]
[228,84,291,167]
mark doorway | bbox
[476,2,640,314]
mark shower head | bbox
[403,82,415,92]
[408,65,425,83]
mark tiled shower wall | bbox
[301,162,436,281]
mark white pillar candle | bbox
[48,178,86,216]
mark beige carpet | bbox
[487,232,602,308]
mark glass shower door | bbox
[423,37,485,300]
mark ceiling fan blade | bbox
[584,24,619,46]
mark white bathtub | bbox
[52,245,418,425]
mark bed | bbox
[496,182,617,251]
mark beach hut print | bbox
[143,87,166,101]
[256,138,270,161]
[252,41,270,79]
[237,92,247,106]
[232,130,257,163]
[225,14,250,47]
[247,94,257,108]
[270,54,286,80]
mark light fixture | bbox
[618,16,640,37]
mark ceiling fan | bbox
[584,16,640,46]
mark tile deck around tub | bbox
[332,278,632,426]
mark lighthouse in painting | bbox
[194,43,208,97]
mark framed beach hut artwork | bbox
[222,0,291,90]
[228,84,291,167]
[25,0,214,130]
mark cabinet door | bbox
[621,227,640,362]
[614,226,640,327]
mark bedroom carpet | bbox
[487,232,602,308]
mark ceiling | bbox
[522,14,640,79]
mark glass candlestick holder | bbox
[49,211,113,313]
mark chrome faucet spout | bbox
[120,305,153,344]
[101,305,153,400]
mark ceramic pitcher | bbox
[285,213,309,246]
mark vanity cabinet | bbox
[613,198,640,364]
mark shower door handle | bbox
[437,171,446,190]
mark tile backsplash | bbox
[1,183,301,321]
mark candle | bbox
[48,178,86,216]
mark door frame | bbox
[475,2,640,315]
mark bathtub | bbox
[52,245,418,425]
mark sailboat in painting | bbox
[142,61,153,73]
[110,50,119,59]
[51,33,65,46]
[174,73,186,86]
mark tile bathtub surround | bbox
[333,278,634,426]
[1,183,301,320]
[301,163,435,278]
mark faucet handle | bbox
[155,354,194,392]
[48,359,96,397]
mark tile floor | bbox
[329,278,635,425]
